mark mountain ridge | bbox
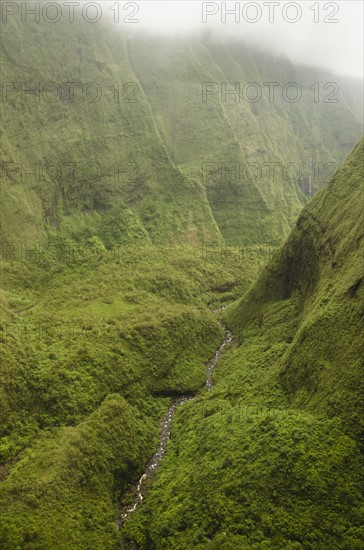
[1,15,362,248]
[118,138,364,549]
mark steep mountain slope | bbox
[121,140,364,548]
[1,16,362,248]
[128,35,362,244]
[227,137,364,441]
[0,17,222,247]
[1,7,363,548]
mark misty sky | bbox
[105,1,363,79]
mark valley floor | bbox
[0,230,363,549]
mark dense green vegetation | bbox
[1,15,362,248]
[0,6,363,549]
[227,138,364,442]
[0,240,274,548]
[120,140,364,548]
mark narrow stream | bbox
[206,329,233,390]
[117,315,233,526]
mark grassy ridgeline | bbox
[120,140,364,548]
[226,138,364,442]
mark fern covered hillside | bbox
[120,140,364,549]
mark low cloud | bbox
[103,1,363,79]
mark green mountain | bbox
[119,140,364,548]
[0,8,363,549]
[227,137,364,443]
[1,17,362,248]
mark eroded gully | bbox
[117,312,233,527]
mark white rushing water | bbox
[118,318,233,526]
[118,396,193,523]
[206,330,233,391]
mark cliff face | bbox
[1,16,362,247]
[109,140,364,549]
[1,8,363,547]
[113,139,364,550]
[227,138,364,441]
